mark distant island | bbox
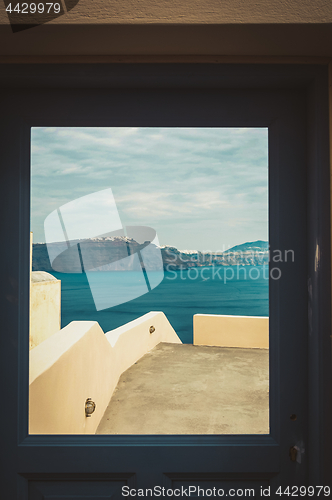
[32,238,269,272]
[160,240,268,269]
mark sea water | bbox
[52,265,269,344]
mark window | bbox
[30,126,269,435]
[1,63,331,493]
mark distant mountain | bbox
[160,240,268,269]
[226,240,268,253]
[32,237,269,272]
[32,237,161,273]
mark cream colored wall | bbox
[29,272,61,350]
[194,314,269,349]
[105,311,182,374]
[29,312,181,434]
[29,321,114,434]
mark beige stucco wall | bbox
[1,0,332,25]
[29,321,114,434]
[29,311,181,434]
[105,310,182,374]
[194,314,269,349]
[1,0,332,57]
[30,271,61,350]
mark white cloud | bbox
[31,127,268,249]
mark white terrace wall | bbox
[194,314,269,349]
[30,271,61,350]
[105,311,182,375]
[29,311,181,434]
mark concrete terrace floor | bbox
[96,343,269,435]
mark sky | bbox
[31,127,268,251]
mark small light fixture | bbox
[85,398,96,417]
[149,325,155,334]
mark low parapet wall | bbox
[29,312,181,434]
[30,271,61,350]
[193,314,269,349]
[105,311,182,375]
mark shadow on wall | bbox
[29,311,181,434]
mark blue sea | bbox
[53,265,269,344]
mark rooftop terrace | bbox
[97,342,269,435]
[29,272,269,435]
